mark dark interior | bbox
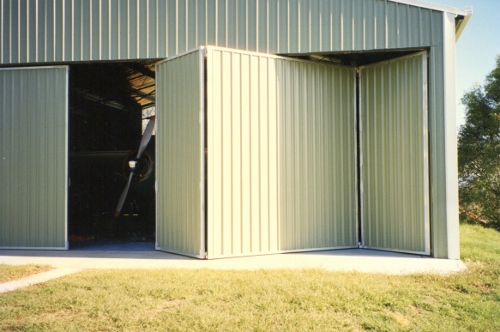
[288,48,426,66]
[68,61,157,247]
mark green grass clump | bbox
[460,223,500,263]
[0,224,499,331]
[0,264,52,283]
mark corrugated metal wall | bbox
[155,50,205,258]
[206,47,357,258]
[0,0,460,258]
[359,52,430,254]
[0,66,68,249]
[206,48,280,258]
[278,58,357,252]
[0,0,444,65]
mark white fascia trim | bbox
[455,7,473,41]
[388,0,469,16]
[443,11,460,260]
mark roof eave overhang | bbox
[454,7,473,41]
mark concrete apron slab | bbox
[1,248,466,275]
[0,268,83,293]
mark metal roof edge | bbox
[388,0,469,16]
[455,7,473,41]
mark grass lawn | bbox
[1,224,499,331]
[0,264,52,284]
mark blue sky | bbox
[427,0,500,128]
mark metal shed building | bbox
[0,0,471,259]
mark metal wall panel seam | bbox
[77,0,82,60]
[8,3,14,62]
[350,0,355,50]
[358,67,365,247]
[199,47,206,258]
[63,66,69,249]
[136,0,140,58]
[338,0,344,50]
[46,70,54,245]
[194,0,199,49]
[48,0,52,61]
[17,70,24,245]
[422,52,430,255]
[266,0,270,53]
[125,0,130,58]
[285,0,289,53]
[151,0,156,58]
[225,0,229,48]
[34,70,41,245]
[362,0,367,50]
[381,0,388,49]
[106,1,112,59]
[353,68,360,246]
[69,0,73,60]
[89,0,93,60]
[98,0,102,59]
[15,0,19,62]
[0,73,7,245]
[60,0,65,62]
[8,0,13,63]
[115,0,120,59]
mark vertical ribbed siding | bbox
[360,52,430,254]
[155,49,205,258]
[206,47,356,258]
[278,59,357,251]
[206,48,280,258]
[0,66,68,249]
[1,0,443,65]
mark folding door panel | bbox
[0,66,68,249]
[205,47,357,258]
[155,50,206,258]
[359,52,430,255]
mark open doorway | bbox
[68,61,157,250]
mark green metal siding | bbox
[206,47,357,258]
[0,0,444,65]
[359,52,430,254]
[155,50,205,258]
[0,66,68,249]
[0,0,462,258]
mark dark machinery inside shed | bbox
[68,61,157,247]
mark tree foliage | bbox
[458,55,500,229]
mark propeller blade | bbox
[137,116,156,159]
[114,116,155,217]
[114,172,134,217]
